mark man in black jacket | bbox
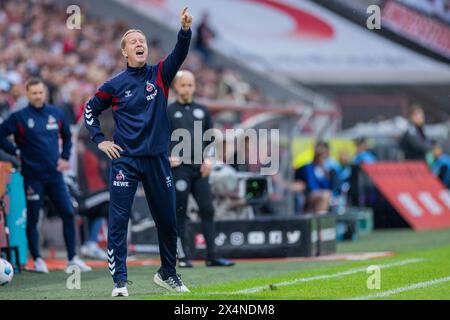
[168,70,234,268]
[401,106,432,161]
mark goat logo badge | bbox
[145,81,157,101]
[113,170,129,187]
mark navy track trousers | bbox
[107,154,176,283]
[24,174,76,261]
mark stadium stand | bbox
[0,0,292,127]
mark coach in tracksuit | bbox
[84,8,192,296]
[0,78,91,274]
[168,70,235,268]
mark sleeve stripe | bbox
[155,60,169,98]
[112,96,120,111]
[95,90,113,100]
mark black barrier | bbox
[317,214,337,256]
[185,214,336,259]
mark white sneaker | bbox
[81,242,108,260]
[153,271,190,293]
[66,255,92,273]
[34,258,49,273]
[112,280,129,297]
[80,245,89,256]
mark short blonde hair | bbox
[120,29,146,49]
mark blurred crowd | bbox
[292,106,450,215]
[0,0,272,127]
[0,0,127,124]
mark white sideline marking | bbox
[352,276,450,300]
[163,258,424,296]
[235,258,424,294]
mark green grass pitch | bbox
[1,228,450,300]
